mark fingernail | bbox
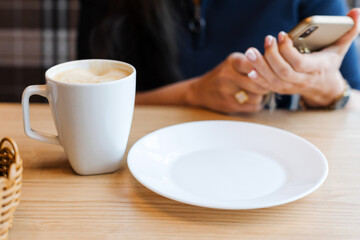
[265,35,274,47]
[245,49,257,62]
[278,31,286,43]
[248,70,258,79]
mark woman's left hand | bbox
[244,8,360,107]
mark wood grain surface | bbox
[0,103,359,240]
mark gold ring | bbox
[234,90,249,104]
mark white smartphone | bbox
[288,15,354,53]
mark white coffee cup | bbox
[22,59,136,175]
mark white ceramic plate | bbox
[128,120,328,209]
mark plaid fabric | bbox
[0,0,358,102]
[0,0,78,102]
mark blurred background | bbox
[0,0,78,102]
[0,0,359,102]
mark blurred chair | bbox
[0,0,78,102]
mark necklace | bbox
[188,0,206,33]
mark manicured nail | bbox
[245,49,257,62]
[278,31,286,43]
[265,35,274,47]
[248,70,258,79]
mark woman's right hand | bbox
[185,53,269,113]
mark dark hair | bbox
[89,0,184,91]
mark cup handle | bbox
[21,85,60,145]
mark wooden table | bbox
[1,103,360,239]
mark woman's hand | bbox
[136,53,268,114]
[185,53,268,113]
[244,8,360,108]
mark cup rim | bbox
[45,59,136,86]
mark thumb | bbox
[326,8,360,56]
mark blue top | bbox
[176,0,360,108]
[78,0,360,108]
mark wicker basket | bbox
[0,137,22,240]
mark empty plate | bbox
[128,120,328,209]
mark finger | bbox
[326,8,360,56]
[245,45,297,93]
[223,91,263,113]
[235,91,263,105]
[247,69,272,89]
[247,92,264,106]
[227,53,269,94]
[229,52,253,74]
[235,75,269,95]
[263,35,307,84]
[247,69,297,94]
[238,93,264,113]
[277,31,328,72]
[245,46,278,86]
